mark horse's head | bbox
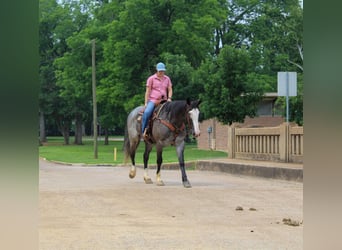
[187,99,201,137]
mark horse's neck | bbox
[166,102,187,125]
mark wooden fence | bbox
[228,122,303,163]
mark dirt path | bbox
[39,159,303,250]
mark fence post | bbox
[212,118,216,150]
[279,122,290,162]
[228,124,235,158]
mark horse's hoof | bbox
[129,171,136,179]
[156,180,165,186]
[144,176,153,184]
[183,180,192,188]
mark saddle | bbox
[138,101,168,144]
[138,100,186,145]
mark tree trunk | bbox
[62,126,70,145]
[39,111,47,143]
[74,113,83,145]
[104,127,109,145]
[56,117,71,145]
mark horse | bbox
[123,99,201,188]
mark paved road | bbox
[39,159,303,250]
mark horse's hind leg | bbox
[155,144,165,186]
[129,139,140,179]
[129,156,136,179]
[143,142,153,184]
[129,163,136,179]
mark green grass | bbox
[39,136,227,165]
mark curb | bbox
[40,157,302,182]
[39,157,122,167]
[116,160,302,182]
[196,160,303,182]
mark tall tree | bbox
[159,53,197,101]
[53,0,98,144]
[39,0,304,137]
[39,0,76,144]
[198,45,263,124]
[100,0,228,123]
[54,32,91,145]
[212,0,304,124]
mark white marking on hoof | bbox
[156,180,165,186]
[144,176,153,184]
[156,173,164,186]
[129,166,136,179]
[183,180,192,188]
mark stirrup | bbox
[143,128,147,135]
[142,128,148,139]
[142,128,153,143]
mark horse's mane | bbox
[159,100,187,121]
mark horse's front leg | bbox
[176,140,191,188]
[143,142,153,184]
[155,144,165,186]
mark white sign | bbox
[277,72,297,97]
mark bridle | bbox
[185,106,194,137]
[153,103,195,144]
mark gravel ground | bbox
[39,159,303,250]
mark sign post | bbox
[207,126,212,150]
[92,39,98,159]
[277,72,297,122]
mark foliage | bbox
[39,0,304,138]
[159,53,198,101]
[198,45,263,124]
[39,0,79,143]
[275,72,303,125]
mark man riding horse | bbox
[124,61,201,187]
[141,62,173,142]
[124,98,201,187]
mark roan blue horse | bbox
[124,99,201,188]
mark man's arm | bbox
[168,85,173,101]
[145,86,151,106]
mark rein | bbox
[153,102,192,144]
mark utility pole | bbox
[92,39,98,159]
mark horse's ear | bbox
[186,98,191,105]
[192,99,201,108]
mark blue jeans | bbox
[141,101,155,134]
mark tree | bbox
[198,45,263,124]
[159,0,228,67]
[159,53,198,101]
[39,0,304,137]
[53,0,98,145]
[39,0,76,144]
[54,32,92,145]
[99,0,228,126]
[215,0,304,125]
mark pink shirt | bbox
[146,73,172,103]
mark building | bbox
[197,92,285,151]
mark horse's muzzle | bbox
[193,132,200,137]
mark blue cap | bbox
[156,62,166,71]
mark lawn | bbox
[39,136,228,165]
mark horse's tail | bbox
[123,121,130,164]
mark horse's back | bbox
[127,106,144,139]
[152,101,188,146]
[128,106,143,120]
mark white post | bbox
[286,72,289,123]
